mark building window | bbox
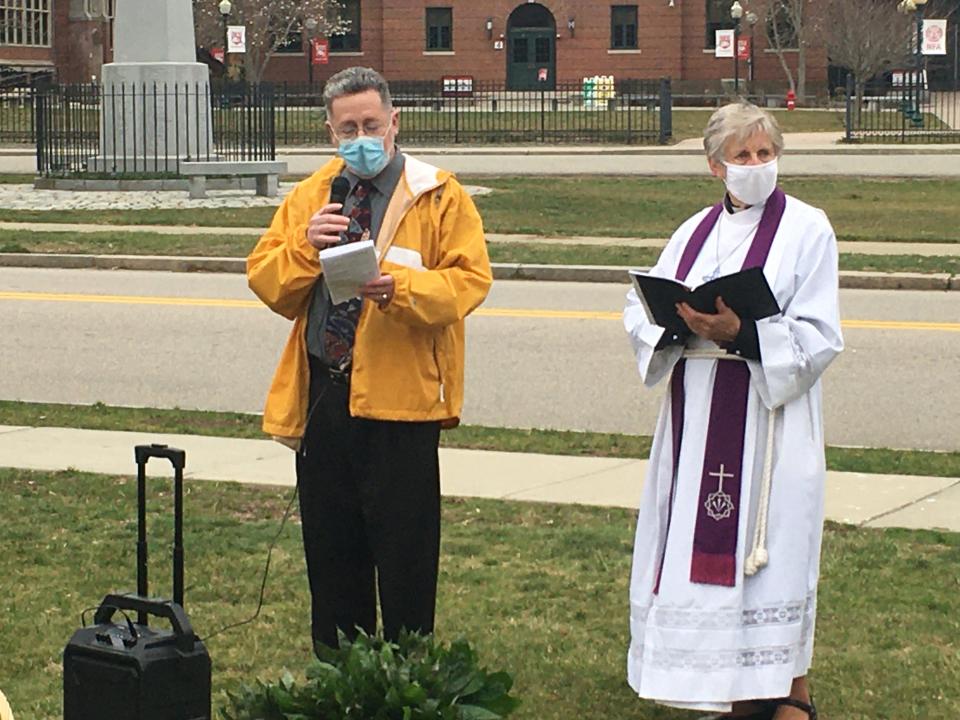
[273,30,303,54]
[611,5,638,49]
[329,0,361,52]
[0,0,52,47]
[82,0,112,19]
[426,7,452,51]
[705,0,737,48]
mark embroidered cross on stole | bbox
[654,188,786,591]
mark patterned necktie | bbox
[323,180,373,371]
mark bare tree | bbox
[193,0,347,83]
[818,0,914,105]
[764,0,808,100]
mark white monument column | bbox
[96,0,213,171]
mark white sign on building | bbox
[715,29,734,58]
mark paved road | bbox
[1,267,958,452]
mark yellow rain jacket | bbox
[247,155,492,442]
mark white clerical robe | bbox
[624,194,844,712]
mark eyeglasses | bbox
[334,121,387,141]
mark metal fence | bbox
[35,82,277,177]
[266,78,672,145]
[844,73,960,143]
[0,85,36,144]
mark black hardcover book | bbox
[629,267,781,334]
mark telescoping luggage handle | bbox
[134,444,187,627]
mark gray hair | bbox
[703,102,784,163]
[322,67,392,116]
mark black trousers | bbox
[296,357,441,650]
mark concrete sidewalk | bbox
[3,132,960,177]
[1,425,957,532]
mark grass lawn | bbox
[1,467,958,720]
[469,176,960,243]
[2,400,959,479]
[1,176,957,244]
[0,107,845,147]
[671,108,845,141]
[0,229,257,258]
[2,230,958,275]
[273,107,845,144]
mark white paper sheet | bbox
[319,240,380,305]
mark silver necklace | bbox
[703,212,762,282]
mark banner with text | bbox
[311,37,329,65]
[227,25,246,53]
[715,30,734,58]
[923,19,947,55]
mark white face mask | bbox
[723,158,778,206]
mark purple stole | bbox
[654,189,786,591]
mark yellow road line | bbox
[1,290,958,332]
[841,319,960,332]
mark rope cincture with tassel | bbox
[682,349,776,577]
[745,406,776,576]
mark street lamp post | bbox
[305,17,318,85]
[731,1,744,95]
[746,11,758,89]
[218,0,232,77]
[898,0,928,123]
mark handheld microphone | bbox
[328,176,352,246]
[329,176,350,210]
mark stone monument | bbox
[93,0,212,171]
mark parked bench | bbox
[179,160,288,199]
[860,95,903,111]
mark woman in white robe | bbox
[624,103,843,720]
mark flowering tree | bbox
[193,0,348,83]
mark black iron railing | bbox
[35,82,277,177]
[30,78,672,169]
[844,72,960,143]
[0,84,36,144]
[263,78,671,146]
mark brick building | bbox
[262,0,828,94]
[0,0,828,93]
[0,0,112,83]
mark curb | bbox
[1,253,957,291]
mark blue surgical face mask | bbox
[337,134,390,178]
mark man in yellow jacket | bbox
[248,67,492,651]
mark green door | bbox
[507,28,555,90]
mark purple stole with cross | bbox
[654,188,786,591]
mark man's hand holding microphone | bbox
[307,176,394,308]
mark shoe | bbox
[702,706,775,720]
[769,697,817,720]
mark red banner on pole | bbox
[737,37,751,60]
[311,38,329,65]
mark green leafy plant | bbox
[222,630,520,720]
